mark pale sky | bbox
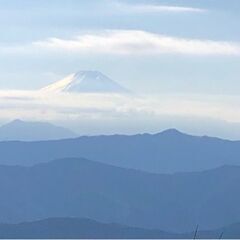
[0,0,240,138]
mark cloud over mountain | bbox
[34,30,240,56]
[0,70,240,138]
[0,88,240,128]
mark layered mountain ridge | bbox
[0,119,77,141]
[0,157,239,232]
[0,217,237,239]
[0,126,239,173]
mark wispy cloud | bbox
[33,30,240,56]
[112,1,206,14]
[0,90,240,124]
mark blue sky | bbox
[0,0,240,138]
[0,0,239,92]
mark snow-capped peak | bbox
[41,71,130,94]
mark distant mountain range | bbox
[0,128,240,173]
[0,157,240,232]
[1,119,240,234]
[41,71,130,94]
[0,119,77,141]
[0,217,238,239]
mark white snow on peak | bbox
[41,71,130,94]
[41,73,75,92]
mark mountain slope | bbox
[0,129,240,173]
[0,158,240,232]
[199,222,240,239]
[0,217,239,239]
[0,119,77,141]
[41,71,130,94]
[0,218,178,239]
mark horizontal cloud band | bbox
[112,1,206,13]
[34,30,240,56]
[0,90,240,124]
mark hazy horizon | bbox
[1,2,240,238]
[0,0,239,138]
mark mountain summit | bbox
[41,71,130,94]
[0,119,77,141]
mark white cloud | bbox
[113,1,206,14]
[0,90,240,124]
[33,30,240,56]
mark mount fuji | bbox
[41,71,130,94]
